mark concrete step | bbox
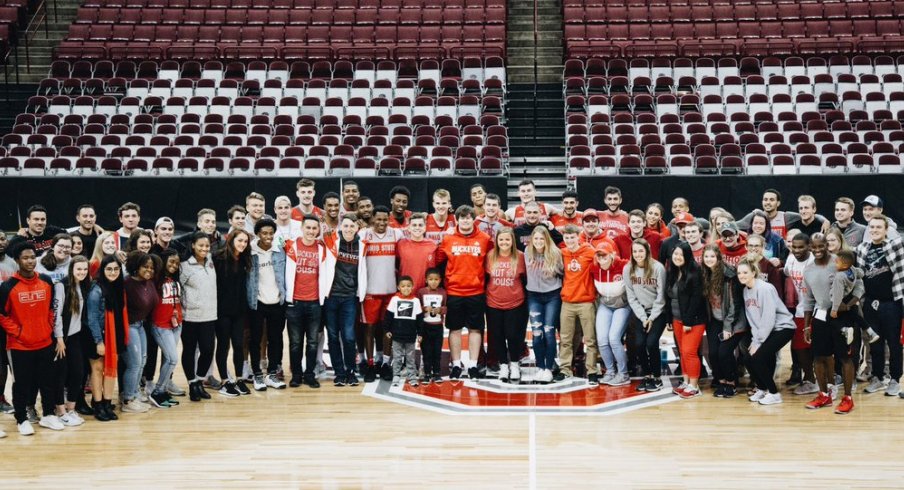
[510,7,562,15]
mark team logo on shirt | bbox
[451,242,483,256]
[568,258,582,272]
[18,290,47,304]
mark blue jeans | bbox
[123,321,147,401]
[527,289,561,370]
[595,303,631,374]
[324,295,358,377]
[150,325,181,396]
[286,300,322,379]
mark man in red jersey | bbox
[476,193,512,241]
[598,186,629,239]
[388,186,412,231]
[425,189,457,245]
[505,179,555,226]
[290,178,324,221]
[549,190,583,233]
[397,213,437,292]
[470,183,487,216]
[436,205,494,380]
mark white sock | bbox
[453,360,462,368]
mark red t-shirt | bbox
[396,238,438,291]
[388,210,412,230]
[549,212,583,233]
[152,277,183,329]
[597,209,629,239]
[486,254,527,309]
[291,240,320,301]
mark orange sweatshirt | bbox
[435,228,493,297]
[0,272,55,351]
[560,243,598,303]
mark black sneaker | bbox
[588,373,600,387]
[450,366,462,380]
[721,385,737,398]
[649,378,664,392]
[150,392,170,408]
[636,377,650,392]
[346,373,359,386]
[713,386,725,398]
[163,393,180,406]
[467,367,480,379]
[433,373,444,384]
[304,377,321,389]
[235,380,251,395]
[289,375,303,388]
[364,366,376,383]
[218,381,241,398]
[552,371,568,382]
[334,376,347,387]
[380,363,393,380]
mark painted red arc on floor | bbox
[402,379,650,407]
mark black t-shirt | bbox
[796,217,826,239]
[73,229,99,258]
[330,237,359,297]
[6,225,65,257]
[863,242,894,301]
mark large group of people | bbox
[0,178,901,437]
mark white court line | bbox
[528,413,537,490]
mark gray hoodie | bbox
[623,261,667,323]
[180,254,217,322]
[800,259,836,314]
[743,279,795,350]
[831,266,865,314]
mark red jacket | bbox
[718,235,749,268]
[435,227,493,297]
[0,273,55,351]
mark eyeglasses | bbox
[104,266,120,272]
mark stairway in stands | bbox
[505,0,567,204]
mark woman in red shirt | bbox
[485,228,527,383]
[645,203,671,239]
[148,249,182,409]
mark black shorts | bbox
[446,294,486,332]
[83,332,101,360]
[811,316,860,359]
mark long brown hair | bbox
[40,233,72,271]
[65,255,91,317]
[701,244,725,300]
[216,229,252,273]
[628,238,653,280]
[486,227,520,271]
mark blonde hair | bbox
[487,227,520,271]
[91,231,115,263]
[526,226,562,278]
[433,189,451,201]
[274,195,292,208]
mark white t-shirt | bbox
[783,254,815,318]
[255,246,280,305]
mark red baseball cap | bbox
[674,212,695,225]
[582,209,599,221]
[595,241,617,256]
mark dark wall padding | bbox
[0,177,508,233]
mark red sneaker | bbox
[805,392,833,410]
[834,395,854,415]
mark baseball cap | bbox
[862,195,884,208]
[674,212,695,225]
[155,217,174,229]
[582,209,599,221]
[594,241,617,256]
[719,221,739,236]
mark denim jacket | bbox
[86,283,106,344]
[247,241,287,310]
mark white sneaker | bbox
[314,362,327,380]
[510,362,521,381]
[886,380,901,397]
[17,421,34,436]
[537,369,553,383]
[748,389,767,402]
[758,392,783,405]
[59,412,84,427]
[265,373,286,389]
[865,327,881,344]
[829,384,839,401]
[38,415,65,431]
[498,363,509,380]
[242,360,252,380]
[864,376,887,393]
[122,399,149,413]
[793,381,819,395]
[0,428,6,438]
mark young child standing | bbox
[418,269,447,383]
[384,276,423,387]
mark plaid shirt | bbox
[856,236,904,302]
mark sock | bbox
[374,353,383,364]
[383,358,391,366]
[453,360,462,368]
[466,360,476,369]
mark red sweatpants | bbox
[673,320,706,379]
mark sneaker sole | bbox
[218,392,240,398]
[834,408,853,414]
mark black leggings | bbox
[249,303,286,376]
[421,324,443,376]
[633,313,667,377]
[716,330,748,382]
[749,328,794,394]
[56,331,86,404]
[9,346,56,423]
[486,303,528,364]
[143,323,159,383]
[181,320,216,382]
[216,313,247,380]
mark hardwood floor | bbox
[3,345,904,488]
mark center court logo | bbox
[362,373,680,415]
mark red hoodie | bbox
[560,243,598,303]
[613,230,662,261]
[435,227,493,297]
[718,235,749,268]
[0,272,55,351]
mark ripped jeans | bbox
[527,289,562,371]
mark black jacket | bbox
[514,222,562,252]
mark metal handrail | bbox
[21,0,48,73]
[532,0,538,143]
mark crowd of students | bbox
[0,178,901,437]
